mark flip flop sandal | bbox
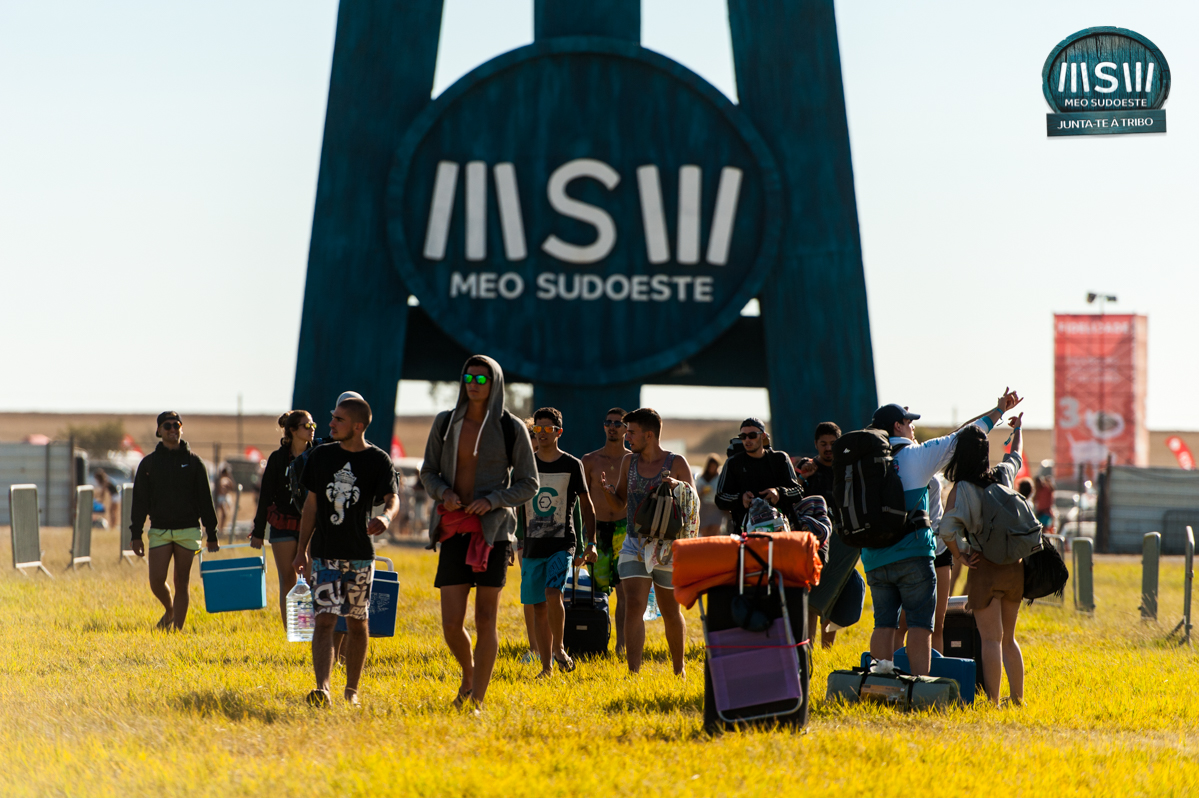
[554,652,576,673]
[452,687,473,710]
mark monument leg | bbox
[728,0,877,452]
[292,2,444,440]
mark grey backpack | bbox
[970,482,1043,565]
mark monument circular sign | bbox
[1042,27,1170,113]
[387,38,781,386]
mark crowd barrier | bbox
[68,485,94,571]
[1166,526,1194,647]
[1141,531,1161,621]
[1073,537,1094,613]
[226,482,243,545]
[9,484,52,578]
[119,483,138,565]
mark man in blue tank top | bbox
[598,408,695,676]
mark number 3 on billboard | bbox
[1059,397,1080,429]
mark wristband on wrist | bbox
[378,514,391,527]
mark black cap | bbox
[740,417,766,432]
[871,403,920,433]
[155,411,181,437]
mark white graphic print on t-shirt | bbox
[326,463,360,525]
[525,472,572,540]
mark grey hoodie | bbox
[420,355,539,547]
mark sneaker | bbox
[306,689,330,708]
[520,650,538,664]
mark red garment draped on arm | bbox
[437,505,492,572]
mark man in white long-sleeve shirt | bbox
[864,390,1022,676]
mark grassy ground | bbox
[1,526,1197,797]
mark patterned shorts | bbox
[312,558,374,620]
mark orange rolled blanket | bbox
[671,532,823,609]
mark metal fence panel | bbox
[9,484,52,576]
[71,485,94,569]
[118,483,139,564]
[0,443,73,526]
[1105,467,1199,554]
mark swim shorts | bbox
[592,519,626,591]
[616,551,673,589]
[519,550,571,605]
[312,558,374,620]
[147,527,202,551]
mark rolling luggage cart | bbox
[700,533,810,731]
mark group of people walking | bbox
[127,351,1030,710]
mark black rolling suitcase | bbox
[563,567,610,659]
[700,537,810,732]
[942,596,984,686]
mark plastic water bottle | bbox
[643,585,662,621]
[286,577,315,642]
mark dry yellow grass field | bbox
[1,525,1197,796]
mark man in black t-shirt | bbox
[519,407,597,678]
[294,397,399,708]
[796,421,840,508]
[714,418,803,532]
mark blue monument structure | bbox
[293,0,876,453]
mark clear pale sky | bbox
[2,1,1194,428]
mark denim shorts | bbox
[865,556,936,631]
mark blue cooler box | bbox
[860,648,976,703]
[200,544,268,613]
[335,557,401,637]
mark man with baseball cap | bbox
[714,417,804,533]
[862,390,1021,676]
[129,412,220,630]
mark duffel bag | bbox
[826,667,960,710]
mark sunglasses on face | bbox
[738,431,761,440]
[462,374,489,385]
[161,422,181,431]
[603,420,626,428]
[300,422,317,430]
[531,425,561,433]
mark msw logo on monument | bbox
[421,158,742,267]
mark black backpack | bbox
[831,429,927,549]
[285,437,331,515]
[1022,534,1069,603]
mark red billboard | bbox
[1054,314,1147,477]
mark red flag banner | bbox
[1053,314,1147,477]
[1166,436,1195,470]
[391,435,405,460]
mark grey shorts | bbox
[616,553,673,589]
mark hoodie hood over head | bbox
[419,355,539,547]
